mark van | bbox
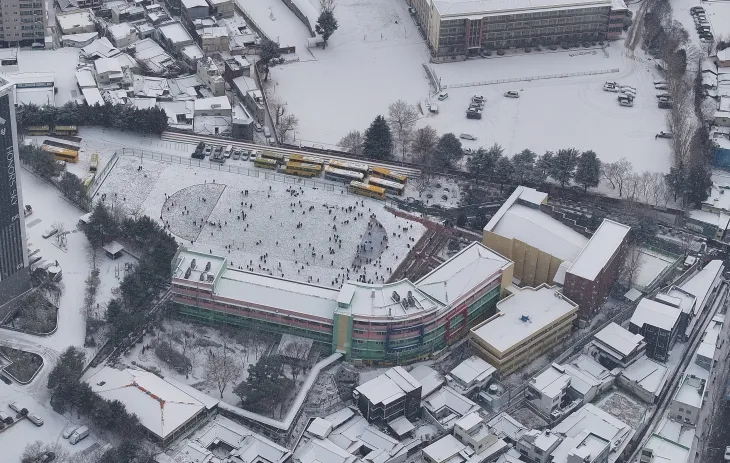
[263,126,271,138]
[70,426,89,444]
[9,402,23,413]
[223,145,233,158]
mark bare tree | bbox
[204,338,243,398]
[22,441,69,463]
[339,130,364,155]
[284,340,311,383]
[639,171,653,203]
[619,245,644,288]
[649,172,666,206]
[411,125,438,165]
[387,100,418,160]
[276,114,299,142]
[319,0,335,12]
[601,158,632,196]
[270,97,287,127]
[414,172,433,197]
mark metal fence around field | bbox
[444,68,620,88]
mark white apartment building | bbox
[1,0,47,47]
[670,374,706,425]
[527,364,571,417]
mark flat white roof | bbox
[409,365,444,398]
[594,322,644,357]
[216,268,340,321]
[673,374,704,408]
[664,287,696,314]
[86,367,205,439]
[95,57,123,75]
[643,434,690,463]
[76,68,97,88]
[472,285,577,353]
[434,0,611,22]
[450,356,496,385]
[630,299,681,332]
[181,0,210,8]
[423,386,479,416]
[195,95,232,111]
[567,219,631,281]
[416,241,510,305]
[487,203,589,262]
[159,22,193,45]
[561,355,612,395]
[530,365,570,398]
[56,10,95,31]
[109,22,136,40]
[337,279,441,320]
[553,404,633,461]
[620,355,667,396]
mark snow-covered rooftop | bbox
[336,279,441,320]
[486,413,527,442]
[530,364,570,398]
[619,355,667,398]
[672,374,705,408]
[486,202,588,262]
[560,355,613,396]
[642,435,690,463]
[680,260,724,313]
[159,22,194,45]
[81,37,121,60]
[432,0,611,19]
[552,404,633,462]
[593,322,645,358]
[659,287,696,315]
[56,10,95,32]
[449,356,496,387]
[195,95,232,112]
[355,367,421,406]
[550,430,609,463]
[422,435,466,463]
[86,367,206,440]
[108,23,136,41]
[416,241,510,305]
[409,365,444,398]
[567,219,630,281]
[472,285,577,353]
[630,299,681,332]
[76,68,97,88]
[216,268,341,321]
[423,386,480,419]
[95,57,123,75]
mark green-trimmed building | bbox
[171,242,513,364]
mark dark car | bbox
[466,111,482,120]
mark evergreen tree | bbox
[535,151,554,181]
[434,133,463,168]
[494,156,514,185]
[511,149,536,184]
[47,347,85,391]
[259,39,281,81]
[665,166,685,201]
[362,115,393,160]
[84,202,117,248]
[685,165,712,207]
[549,148,579,187]
[574,150,601,192]
[234,356,293,414]
[315,10,339,49]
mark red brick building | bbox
[563,219,631,322]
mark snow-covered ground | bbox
[235,0,314,59]
[595,389,648,429]
[268,0,431,148]
[118,319,271,407]
[0,169,117,460]
[94,155,426,288]
[633,247,676,289]
[272,17,673,173]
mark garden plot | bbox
[429,48,673,173]
[268,0,430,148]
[120,319,275,406]
[595,389,648,429]
[94,156,427,288]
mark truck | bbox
[70,426,90,444]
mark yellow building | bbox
[469,284,578,375]
[482,186,589,287]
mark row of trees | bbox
[83,203,178,342]
[17,101,168,136]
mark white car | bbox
[63,425,80,439]
[603,83,618,92]
[437,92,449,101]
[27,413,43,427]
[459,133,477,141]
[724,446,730,461]
[503,91,520,98]
[655,83,668,90]
[619,99,633,107]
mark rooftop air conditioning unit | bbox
[199,272,206,281]
[391,291,401,303]
[184,267,192,279]
[190,258,196,269]
[205,261,211,271]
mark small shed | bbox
[103,241,124,260]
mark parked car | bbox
[9,402,23,413]
[619,99,633,107]
[232,149,241,160]
[0,375,10,385]
[504,90,520,98]
[223,144,233,158]
[38,452,56,463]
[691,6,705,14]
[603,83,618,92]
[700,36,713,43]
[27,413,43,427]
[42,228,58,239]
[70,426,90,445]
[459,133,477,141]
[202,145,212,156]
[724,446,730,461]
[63,425,80,439]
[263,126,271,138]
[0,411,12,423]
[656,131,673,139]
[466,111,482,120]
[254,122,263,132]
[437,92,449,101]
[658,100,673,109]
[655,83,668,90]
[471,95,485,102]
